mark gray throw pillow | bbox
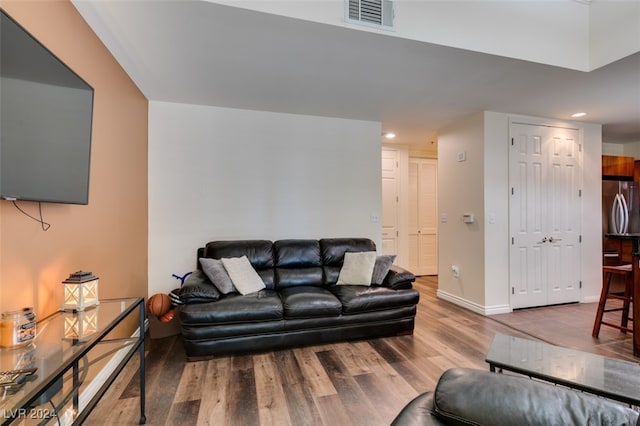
[199,257,236,294]
[371,255,396,285]
[221,256,266,295]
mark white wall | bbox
[148,101,382,294]
[590,1,640,70]
[437,113,487,310]
[437,111,602,314]
[214,0,639,71]
[623,142,640,158]
[603,141,640,158]
[399,1,589,71]
[602,142,626,156]
[581,121,604,303]
[483,112,510,312]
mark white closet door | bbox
[509,122,581,309]
[409,158,438,275]
[381,149,399,257]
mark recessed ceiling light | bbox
[383,132,396,139]
[571,112,587,118]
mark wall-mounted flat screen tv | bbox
[1,10,94,205]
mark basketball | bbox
[147,293,171,316]
[159,309,175,323]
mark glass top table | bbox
[0,297,145,425]
[485,333,640,406]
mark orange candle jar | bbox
[1,308,36,348]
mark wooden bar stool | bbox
[592,264,633,337]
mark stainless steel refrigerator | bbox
[603,180,640,235]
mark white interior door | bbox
[409,161,420,273]
[509,122,581,309]
[381,149,399,257]
[409,158,438,275]
[545,129,582,305]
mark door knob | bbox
[548,237,562,243]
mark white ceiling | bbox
[73,1,640,145]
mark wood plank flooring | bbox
[491,296,636,362]
[87,276,636,425]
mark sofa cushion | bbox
[320,238,377,285]
[274,239,322,267]
[276,267,324,288]
[320,238,377,265]
[204,240,275,289]
[337,251,377,285]
[274,240,324,288]
[222,256,266,295]
[205,240,274,268]
[330,285,420,314]
[280,286,342,318]
[179,289,283,325]
[199,258,236,294]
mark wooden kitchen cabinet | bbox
[634,160,640,182]
[602,155,634,178]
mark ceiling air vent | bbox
[346,0,395,30]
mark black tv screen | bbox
[1,10,94,205]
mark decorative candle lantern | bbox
[62,271,99,311]
[63,310,98,340]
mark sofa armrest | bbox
[391,392,445,426]
[178,270,221,304]
[432,368,640,426]
[382,265,416,289]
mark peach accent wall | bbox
[0,1,148,318]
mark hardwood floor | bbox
[491,295,636,362]
[87,276,636,425]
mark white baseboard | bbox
[436,289,512,315]
[437,289,600,315]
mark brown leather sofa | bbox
[392,368,640,426]
[178,238,418,359]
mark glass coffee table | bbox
[485,333,640,406]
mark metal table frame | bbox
[1,297,146,425]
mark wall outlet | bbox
[451,265,460,278]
